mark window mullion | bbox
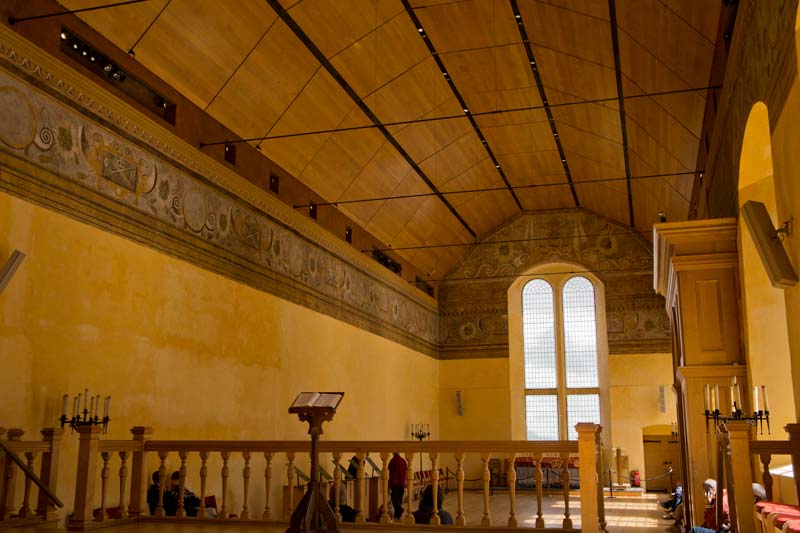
[555,281,567,440]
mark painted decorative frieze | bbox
[0,63,438,355]
[439,210,672,358]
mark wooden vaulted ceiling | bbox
[58,0,720,279]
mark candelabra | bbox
[703,381,770,435]
[411,423,430,476]
[59,389,111,434]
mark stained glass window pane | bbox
[522,279,556,389]
[563,276,598,388]
[525,395,559,440]
[567,394,600,440]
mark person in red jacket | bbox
[388,452,408,519]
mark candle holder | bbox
[411,423,431,478]
[59,390,111,434]
[703,406,770,435]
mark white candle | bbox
[753,386,759,413]
[72,396,78,417]
[704,384,710,411]
[77,393,82,414]
[61,394,68,416]
[762,385,770,412]
[104,396,110,418]
[735,384,742,411]
[89,396,95,418]
[714,385,720,412]
[84,388,88,411]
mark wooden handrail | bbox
[0,440,63,508]
[144,440,580,454]
[749,440,791,455]
[98,440,143,453]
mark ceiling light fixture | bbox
[72,43,78,50]
[417,27,424,32]
[463,108,469,113]
[60,32,67,40]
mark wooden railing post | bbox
[0,429,23,521]
[785,423,800,505]
[594,427,607,533]
[403,451,415,525]
[454,451,465,527]
[379,452,390,525]
[69,425,103,530]
[480,452,492,527]
[534,455,544,528]
[720,421,756,533]
[507,453,517,527]
[355,452,366,524]
[430,452,441,525]
[36,428,63,519]
[577,423,599,533]
[331,452,341,522]
[127,426,153,518]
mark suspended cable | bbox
[409,266,652,284]
[8,0,150,25]
[198,85,720,147]
[362,229,648,253]
[293,170,699,208]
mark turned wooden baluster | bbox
[507,453,517,527]
[198,451,208,519]
[118,451,128,517]
[262,452,273,520]
[561,453,572,529]
[430,452,441,525]
[332,452,342,522]
[403,452,415,525]
[534,455,544,528]
[176,451,188,518]
[220,451,230,520]
[760,453,773,501]
[480,452,492,527]
[98,451,110,521]
[17,451,36,518]
[155,451,168,517]
[355,452,366,523]
[594,429,607,533]
[455,451,466,526]
[286,452,296,515]
[379,452,390,524]
[241,451,251,519]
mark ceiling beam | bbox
[510,0,579,207]
[608,0,635,227]
[264,0,477,238]
[402,0,523,211]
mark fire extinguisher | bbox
[630,470,641,487]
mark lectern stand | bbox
[287,392,344,533]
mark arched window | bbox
[522,275,602,440]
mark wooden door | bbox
[643,435,682,492]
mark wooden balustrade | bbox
[65,424,604,531]
[0,427,63,527]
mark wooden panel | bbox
[695,280,724,351]
[60,0,169,52]
[130,0,276,108]
[206,19,320,141]
[411,0,518,53]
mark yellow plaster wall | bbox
[766,79,800,420]
[608,353,676,480]
[737,177,796,436]
[0,190,439,514]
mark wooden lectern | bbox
[287,392,344,533]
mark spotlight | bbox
[463,108,469,113]
[60,32,67,40]
[658,211,667,223]
[103,64,113,73]
[111,70,126,82]
[417,27,424,32]
[495,164,500,169]
[82,50,87,56]
[73,43,78,50]
[515,14,521,18]
[90,56,96,62]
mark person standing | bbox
[388,452,408,520]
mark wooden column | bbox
[784,423,800,503]
[577,423,599,533]
[36,428,63,519]
[127,426,153,518]
[0,429,23,521]
[68,425,102,530]
[654,218,744,523]
[720,422,756,533]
